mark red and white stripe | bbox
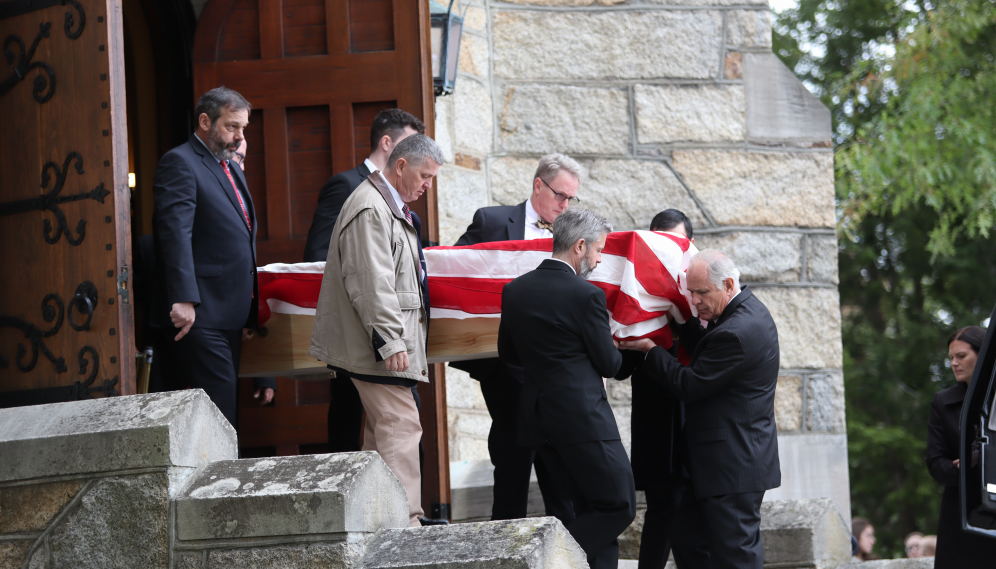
[256,231,697,348]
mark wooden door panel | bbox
[0,0,135,404]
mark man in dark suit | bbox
[498,207,635,569]
[302,109,425,453]
[153,87,260,427]
[620,250,781,569]
[618,209,696,569]
[453,154,582,522]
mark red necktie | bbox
[402,204,413,226]
[220,160,252,232]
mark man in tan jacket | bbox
[310,134,442,526]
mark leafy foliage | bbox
[774,0,996,559]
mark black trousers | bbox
[158,327,242,427]
[638,477,685,569]
[479,370,574,523]
[539,439,636,569]
[670,489,765,569]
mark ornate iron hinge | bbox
[0,346,118,408]
[0,0,85,102]
[0,152,109,245]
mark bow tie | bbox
[535,219,554,231]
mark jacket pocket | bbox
[194,263,222,277]
[397,291,422,352]
[686,428,728,444]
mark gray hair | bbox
[692,249,741,290]
[194,87,251,124]
[552,208,612,255]
[387,134,444,169]
[534,153,585,185]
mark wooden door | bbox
[192,0,437,265]
[0,0,136,406]
[192,0,449,518]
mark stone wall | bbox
[436,0,848,523]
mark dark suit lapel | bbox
[230,163,256,240]
[357,162,372,178]
[715,286,752,328]
[191,136,252,235]
[508,201,527,240]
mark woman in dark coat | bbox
[925,325,996,566]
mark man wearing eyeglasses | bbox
[451,153,582,524]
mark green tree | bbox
[774,0,996,558]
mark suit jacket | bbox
[303,162,372,263]
[616,331,685,488]
[455,201,527,246]
[642,287,781,498]
[152,135,258,330]
[451,201,528,381]
[498,259,624,448]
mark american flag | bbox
[256,231,697,351]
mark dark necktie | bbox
[220,160,251,232]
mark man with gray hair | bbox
[310,134,443,527]
[498,208,636,569]
[620,249,781,569]
[450,153,583,523]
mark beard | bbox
[206,123,238,161]
[578,247,596,280]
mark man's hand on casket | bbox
[385,351,410,372]
[170,302,196,341]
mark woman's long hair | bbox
[948,325,986,354]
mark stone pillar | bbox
[436,0,848,525]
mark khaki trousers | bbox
[351,379,424,526]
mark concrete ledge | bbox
[175,452,408,541]
[839,560,934,569]
[761,498,852,569]
[0,390,236,482]
[359,517,587,569]
[744,52,832,143]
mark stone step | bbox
[174,451,408,541]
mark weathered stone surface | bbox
[454,78,493,156]
[454,153,483,171]
[775,375,803,431]
[434,95,455,164]
[694,232,802,283]
[209,542,365,569]
[760,498,852,569]
[766,434,851,522]
[751,287,843,370]
[610,404,632,457]
[499,85,630,154]
[360,517,588,569]
[49,474,169,569]
[672,150,835,228]
[745,53,832,143]
[608,378,632,404]
[451,411,493,439]
[807,373,846,432]
[463,6,487,33]
[459,32,489,77]
[0,480,80,533]
[493,11,722,80]
[0,541,32,568]
[175,551,203,569]
[644,0,767,4]
[500,0,626,6]
[807,234,839,284]
[635,85,745,144]
[490,158,707,232]
[840,560,935,569]
[175,452,408,541]
[457,436,491,463]
[0,390,236,482]
[436,166,488,246]
[726,10,772,48]
[445,366,487,410]
[27,544,44,569]
[724,51,743,80]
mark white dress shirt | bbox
[364,158,379,175]
[524,197,553,240]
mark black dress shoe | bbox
[419,516,450,526]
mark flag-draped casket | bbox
[240,231,697,377]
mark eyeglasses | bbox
[540,178,580,205]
